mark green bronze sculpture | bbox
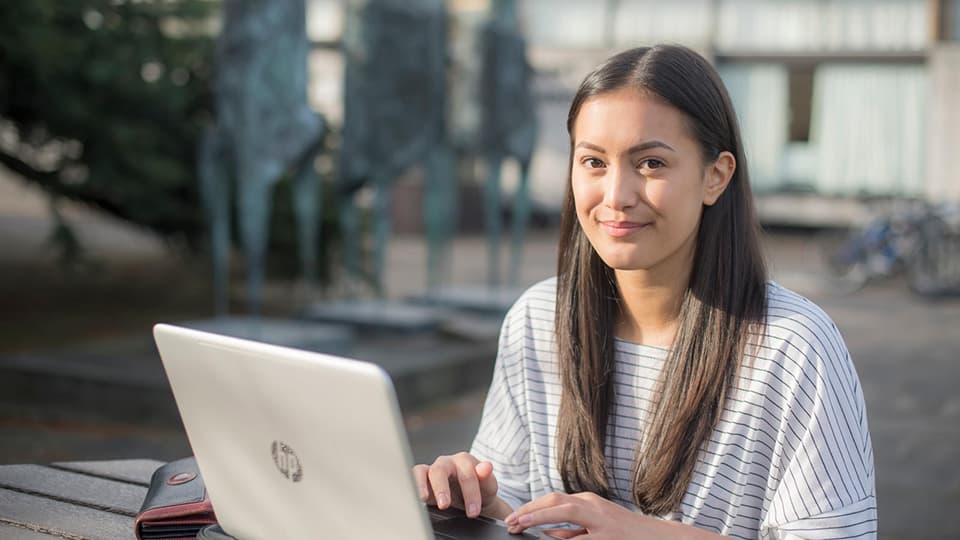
[199,0,326,314]
[480,0,538,287]
[338,0,454,295]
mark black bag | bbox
[135,457,219,540]
[197,524,235,539]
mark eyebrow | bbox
[574,140,677,154]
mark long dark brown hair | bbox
[555,45,768,515]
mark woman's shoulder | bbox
[763,281,842,339]
[759,281,854,379]
[505,277,558,318]
[520,276,558,302]
[497,277,558,356]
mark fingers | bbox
[505,492,597,534]
[416,454,499,519]
[412,464,432,503]
[454,456,483,518]
[543,528,588,539]
[474,461,499,501]
[426,456,457,510]
[425,453,483,514]
[508,503,585,533]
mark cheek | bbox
[646,172,705,215]
[571,177,595,218]
[643,181,670,208]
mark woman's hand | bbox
[412,452,512,519]
[505,492,727,539]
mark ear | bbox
[702,151,736,206]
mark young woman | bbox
[414,45,876,539]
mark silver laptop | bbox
[153,323,553,539]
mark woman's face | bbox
[570,88,732,279]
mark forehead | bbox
[572,88,694,147]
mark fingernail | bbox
[504,512,516,525]
[420,488,429,501]
[437,493,449,508]
[466,503,477,516]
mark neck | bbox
[613,260,692,348]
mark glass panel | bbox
[612,0,712,48]
[717,0,930,52]
[810,64,928,196]
[520,0,607,48]
[719,63,790,192]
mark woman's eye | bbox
[583,158,606,169]
[639,158,665,170]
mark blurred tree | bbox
[0,1,215,249]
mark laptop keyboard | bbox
[427,505,542,539]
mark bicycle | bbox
[822,199,960,296]
[909,202,960,296]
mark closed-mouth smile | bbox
[599,220,651,237]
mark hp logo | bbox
[271,441,303,482]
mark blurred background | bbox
[1,1,959,538]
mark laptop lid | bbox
[153,323,434,539]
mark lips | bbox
[599,220,651,237]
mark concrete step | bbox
[0,316,501,428]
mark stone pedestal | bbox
[416,285,524,316]
[177,317,354,356]
[301,300,449,334]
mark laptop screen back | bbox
[154,324,434,540]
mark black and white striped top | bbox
[471,277,876,539]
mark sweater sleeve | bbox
[470,296,533,512]
[761,301,877,540]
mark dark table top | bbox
[0,458,554,540]
[0,459,164,540]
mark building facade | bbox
[521,0,960,220]
[306,0,960,224]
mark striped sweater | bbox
[471,277,876,539]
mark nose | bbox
[602,163,638,210]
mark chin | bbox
[595,251,652,271]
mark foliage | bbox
[0,0,215,248]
